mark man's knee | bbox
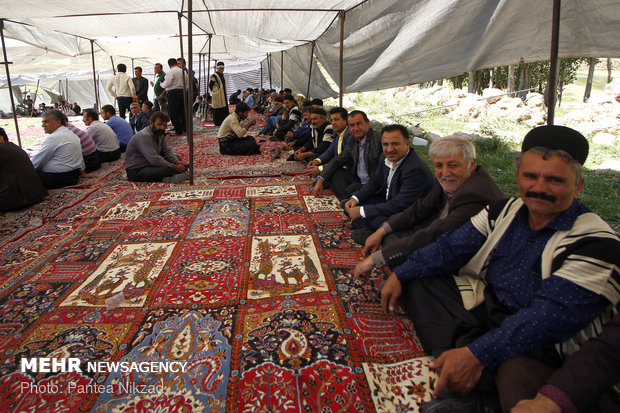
[495,356,555,412]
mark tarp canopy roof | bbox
[1,0,620,98]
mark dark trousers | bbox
[83,152,101,173]
[126,166,174,182]
[98,149,121,163]
[404,275,563,409]
[327,168,362,201]
[37,169,80,189]
[213,107,229,126]
[117,96,133,120]
[119,143,127,153]
[218,135,261,156]
[350,194,389,230]
[167,89,186,134]
[154,96,168,114]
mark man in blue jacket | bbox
[345,124,433,244]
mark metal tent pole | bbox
[206,34,212,94]
[339,11,345,107]
[268,53,272,89]
[546,0,561,125]
[90,40,100,112]
[280,51,284,90]
[187,0,194,185]
[0,19,21,147]
[306,41,315,99]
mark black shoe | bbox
[286,154,297,161]
[270,147,281,161]
[351,228,374,245]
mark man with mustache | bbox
[353,136,505,280]
[125,111,188,183]
[379,125,620,413]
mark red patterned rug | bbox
[0,114,437,412]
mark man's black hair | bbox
[380,124,409,141]
[329,106,348,120]
[101,104,116,115]
[311,98,324,106]
[117,63,127,72]
[167,58,178,67]
[348,110,369,122]
[235,102,251,114]
[311,107,327,117]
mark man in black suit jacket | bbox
[312,110,382,201]
[345,124,433,243]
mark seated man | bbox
[258,96,285,136]
[142,101,153,120]
[312,110,382,201]
[243,89,255,108]
[65,119,101,173]
[354,136,505,280]
[31,110,85,189]
[129,102,150,133]
[0,127,47,211]
[270,94,302,141]
[217,102,263,156]
[291,107,333,162]
[229,89,242,105]
[125,111,188,183]
[379,125,620,412]
[513,312,620,413]
[101,104,134,152]
[307,106,350,177]
[345,124,433,243]
[83,110,121,163]
[285,106,312,150]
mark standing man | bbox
[31,110,84,189]
[125,111,188,184]
[106,63,136,120]
[160,58,187,135]
[151,63,167,113]
[312,110,382,201]
[101,104,134,152]
[210,61,228,126]
[132,66,149,105]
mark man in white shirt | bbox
[31,110,84,189]
[83,109,121,163]
[159,58,187,135]
[106,63,137,120]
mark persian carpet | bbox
[0,113,438,412]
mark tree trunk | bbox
[584,57,596,102]
[437,78,443,86]
[468,71,475,94]
[607,58,613,84]
[508,65,515,92]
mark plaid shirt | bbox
[66,123,97,156]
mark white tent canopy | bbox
[1,0,619,100]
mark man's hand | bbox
[345,201,362,221]
[354,256,376,282]
[344,198,357,209]
[307,166,320,177]
[430,347,485,398]
[247,119,257,127]
[172,162,187,173]
[307,160,319,167]
[380,272,402,314]
[511,393,561,413]
[312,179,324,197]
[286,141,295,150]
[363,227,386,256]
[160,91,166,98]
[150,81,154,86]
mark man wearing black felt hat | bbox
[378,125,620,413]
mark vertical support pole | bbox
[111,56,116,74]
[546,0,561,125]
[178,11,189,138]
[131,58,135,73]
[90,40,100,112]
[206,34,212,95]
[186,3,195,185]
[306,41,315,99]
[267,53,272,89]
[260,62,263,89]
[0,19,21,147]
[339,11,345,107]
[198,53,202,95]
[280,51,284,90]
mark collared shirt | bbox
[105,115,134,146]
[217,113,249,138]
[355,149,409,218]
[130,111,150,134]
[66,123,97,156]
[244,95,255,108]
[160,66,187,91]
[86,120,120,152]
[31,126,84,173]
[106,72,136,98]
[125,127,180,170]
[395,201,609,370]
[357,137,369,184]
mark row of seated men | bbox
[213,98,620,412]
[0,101,157,211]
[3,91,618,412]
